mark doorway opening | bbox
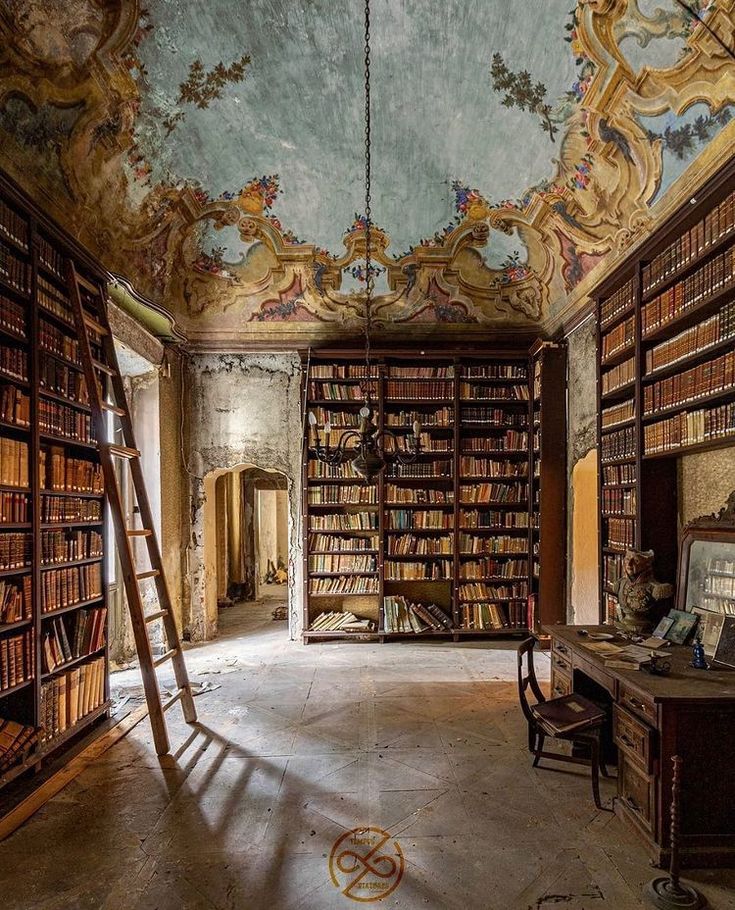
[203,465,291,635]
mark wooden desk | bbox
[544,624,735,868]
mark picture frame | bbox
[652,616,674,639]
[714,615,735,669]
[664,609,699,645]
[693,607,725,657]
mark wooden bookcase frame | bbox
[301,343,567,643]
[0,171,112,788]
[594,156,735,623]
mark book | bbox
[532,695,606,736]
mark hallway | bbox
[1,605,734,909]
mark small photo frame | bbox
[664,609,699,645]
[713,615,735,669]
[692,608,725,658]
[652,616,674,639]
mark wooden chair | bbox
[517,637,612,811]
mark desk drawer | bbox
[614,704,654,773]
[551,649,572,676]
[619,682,657,728]
[551,666,571,698]
[551,638,572,661]
[619,753,655,836]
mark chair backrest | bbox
[517,636,546,724]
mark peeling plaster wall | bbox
[679,450,735,527]
[187,353,303,640]
[566,317,599,623]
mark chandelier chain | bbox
[363,0,372,379]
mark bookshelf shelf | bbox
[641,229,735,304]
[642,281,735,344]
[0,172,111,789]
[41,645,106,681]
[0,617,32,634]
[0,678,34,699]
[642,434,735,460]
[641,385,735,422]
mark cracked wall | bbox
[186,353,303,640]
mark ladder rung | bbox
[136,569,160,581]
[127,529,152,537]
[106,444,139,459]
[144,609,168,623]
[162,690,183,713]
[153,648,177,668]
[76,274,99,294]
[93,359,114,376]
[83,313,109,335]
[101,402,125,416]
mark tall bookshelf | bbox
[302,347,567,642]
[0,173,111,787]
[596,157,735,622]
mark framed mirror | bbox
[677,492,735,661]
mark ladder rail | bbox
[66,262,197,754]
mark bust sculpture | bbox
[615,549,673,635]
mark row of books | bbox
[706,557,735,575]
[600,425,636,462]
[388,366,454,378]
[458,533,528,553]
[308,383,364,401]
[603,553,623,590]
[41,563,102,613]
[601,463,636,485]
[601,399,635,429]
[308,554,376,573]
[459,601,527,630]
[385,486,452,504]
[643,350,735,415]
[601,315,635,363]
[459,383,529,401]
[0,383,29,427]
[40,449,103,493]
[310,364,376,379]
[601,488,636,515]
[38,276,72,324]
[0,294,26,339]
[0,344,28,382]
[604,517,635,550]
[387,461,452,478]
[41,494,102,523]
[458,483,527,503]
[384,560,452,580]
[699,595,735,614]
[37,235,65,278]
[0,719,37,774]
[42,607,106,673]
[0,629,34,691]
[642,247,735,337]
[601,357,635,396]
[460,509,529,528]
[642,189,735,295]
[465,365,527,379]
[703,574,735,598]
[41,529,103,565]
[458,581,528,600]
[383,596,452,632]
[644,402,735,454]
[459,558,528,579]
[39,656,106,743]
[387,510,453,529]
[462,431,528,451]
[0,491,28,523]
[0,198,29,252]
[0,577,31,624]
[0,532,31,570]
[384,380,454,399]
[39,319,82,366]
[309,577,379,595]
[460,408,526,427]
[388,434,451,452]
[308,534,378,551]
[459,457,527,477]
[644,301,735,376]
[40,358,89,405]
[307,611,376,632]
[0,241,31,296]
[306,462,359,479]
[307,486,377,504]
[600,277,636,330]
[309,512,377,530]
[385,408,452,427]
[387,535,452,555]
[39,399,96,444]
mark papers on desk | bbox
[603,644,654,670]
[580,641,624,655]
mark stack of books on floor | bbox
[308,612,376,633]
[383,595,452,633]
[0,718,38,773]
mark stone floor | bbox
[2,598,735,910]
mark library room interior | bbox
[2,2,735,909]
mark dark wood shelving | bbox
[643,332,735,383]
[0,677,34,698]
[641,227,735,303]
[41,596,105,618]
[41,645,106,681]
[641,280,735,344]
[0,617,32,634]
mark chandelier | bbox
[307,0,422,484]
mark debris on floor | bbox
[271,605,288,621]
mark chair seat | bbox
[531,693,606,738]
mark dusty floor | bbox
[2,596,735,910]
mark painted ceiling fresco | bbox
[0,0,734,345]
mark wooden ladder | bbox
[66,261,197,756]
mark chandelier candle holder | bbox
[308,406,422,484]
